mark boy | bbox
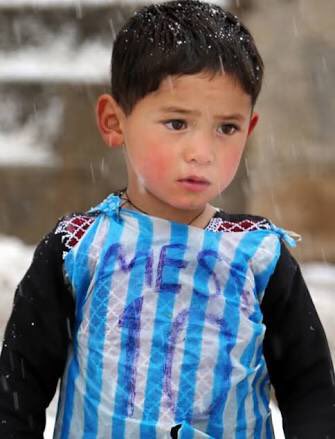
[0,0,334,438]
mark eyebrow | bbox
[159,106,246,121]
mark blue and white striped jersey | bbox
[53,194,295,439]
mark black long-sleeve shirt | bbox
[0,210,334,438]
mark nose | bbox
[183,134,214,165]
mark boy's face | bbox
[98,72,258,222]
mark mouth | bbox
[177,176,210,192]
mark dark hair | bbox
[111,0,264,114]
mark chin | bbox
[154,191,209,211]
[175,200,208,211]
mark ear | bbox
[96,94,125,148]
[247,112,259,137]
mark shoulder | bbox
[54,212,99,257]
[207,210,272,233]
[47,192,123,258]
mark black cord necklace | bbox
[121,192,206,226]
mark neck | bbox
[121,191,213,227]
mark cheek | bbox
[152,156,169,173]
[229,147,244,167]
[137,149,172,180]
[218,145,245,181]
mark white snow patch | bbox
[0,235,34,330]
[270,400,285,439]
[0,38,110,83]
[301,263,335,355]
[0,96,63,166]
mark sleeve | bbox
[261,242,335,438]
[0,226,75,438]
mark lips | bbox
[179,175,210,184]
[177,175,210,192]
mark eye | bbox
[218,123,239,135]
[164,119,187,130]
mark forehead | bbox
[147,72,252,111]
